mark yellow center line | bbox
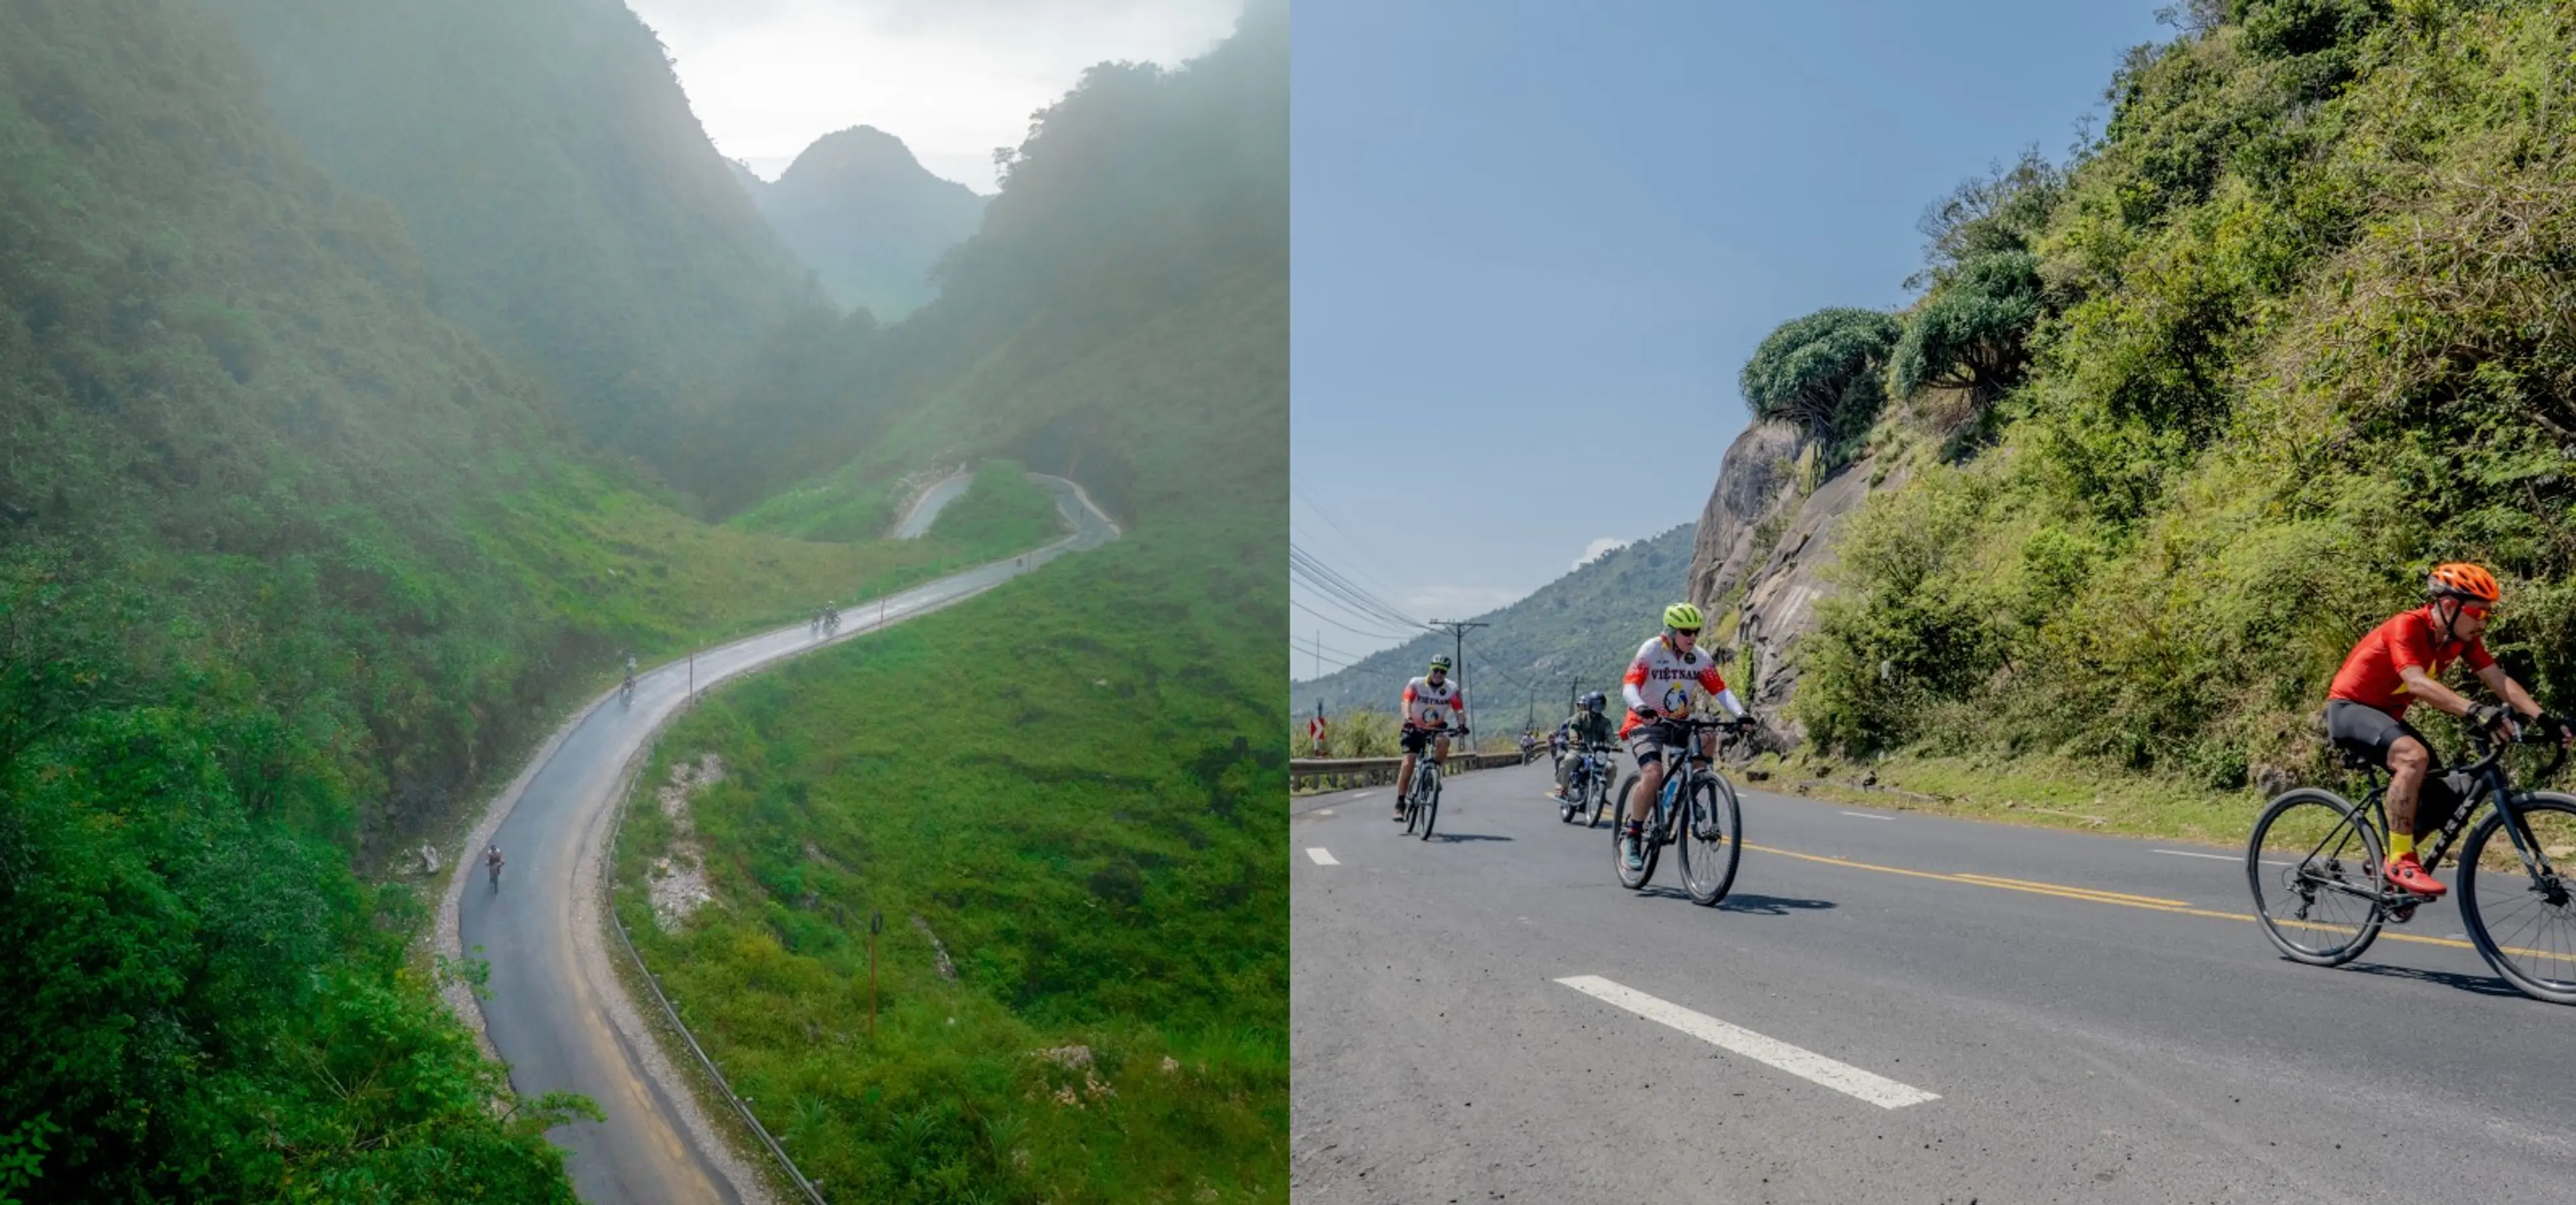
[1739,842,2525,957]
[1951,872,2192,908]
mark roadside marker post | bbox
[869,910,883,1039]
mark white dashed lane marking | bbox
[1556,976,1940,1110]
[1839,811,1896,821]
[1306,848,1340,866]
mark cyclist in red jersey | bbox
[2325,563,2570,897]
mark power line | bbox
[1289,544,1428,634]
[1290,597,1424,643]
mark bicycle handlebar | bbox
[2457,720,2570,783]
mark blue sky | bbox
[1289,0,2169,679]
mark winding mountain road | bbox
[452,475,1117,1204]
[1291,760,2576,1202]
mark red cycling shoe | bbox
[2383,852,2447,898]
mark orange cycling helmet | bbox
[2426,562,2502,604]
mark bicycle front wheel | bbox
[1418,774,1440,841]
[1676,773,1743,907]
[2458,792,2576,1005]
[2246,789,2384,966]
[1614,785,1660,890]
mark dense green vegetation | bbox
[608,6,1288,1200]
[1291,524,1697,730]
[0,1,1107,1198]
[1790,0,2576,801]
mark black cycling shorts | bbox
[1400,726,1445,755]
[2325,699,2426,768]
[2325,699,2459,836]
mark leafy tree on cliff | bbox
[1739,308,1902,457]
[1888,249,2044,408]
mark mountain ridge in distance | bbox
[750,124,989,321]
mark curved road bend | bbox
[1292,760,2576,1203]
[890,468,974,539]
[460,475,1116,1204]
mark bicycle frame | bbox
[2324,734,2569,894]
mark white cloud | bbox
[1399,584,1522,621]
[623,0,1242,192]
[1573,536,1626,571]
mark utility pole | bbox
[1427,619,1488,752]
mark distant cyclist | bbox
[2325,563,2570,898]
[1618,604,1748,871]
[1393,655,1468,821]
[1550,692,1615,801]
[485,843,505,888]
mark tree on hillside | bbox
[1911,148,2063,289]
[1888,249,2043,408]
[1739,308,1902,454]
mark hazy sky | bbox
[1291,0,2171,681]
[623,0,1242,190]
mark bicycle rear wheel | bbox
[2246,789,2385,966]
[2458,792,2576,1005]
[1402,773,1424,836]
[1676,773,1743,907]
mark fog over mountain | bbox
[746,125,989,321]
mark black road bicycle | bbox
[1399,725,1466,841]
[2247,724,2576,1003]
[1610,715,1746,906]
[1558,742,1617,827]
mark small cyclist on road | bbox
[485,842,505,888]
[1551,692,1615,801]
[1618,604,1748,871]
[1393,655,1468,822]
[2324,563,2571,898]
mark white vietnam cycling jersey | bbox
[1401,676,1466,729]
[1619,636,1744,736]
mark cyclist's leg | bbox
[1625,729,1666,824]
[2330,700,2441,891]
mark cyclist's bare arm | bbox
[2396,665,2477,720]
[2471,663,2544,719]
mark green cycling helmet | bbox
[1663,602,1704,632]
[1428,655,1452,673]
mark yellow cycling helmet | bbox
[1663,602,1703,632]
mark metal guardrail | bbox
[605,746,830,1205]
[1289,750,1531,791]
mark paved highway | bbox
[1291,759,2576,1203]
[453,475,1116,1204]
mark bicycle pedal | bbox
[2387,902,2418,924]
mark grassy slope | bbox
[1791,1,2576,831]
[921,461,1067,553]
[614,258,1286,1204]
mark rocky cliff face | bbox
[1686,421,1903,750]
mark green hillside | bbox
[0,1,1107,1198]
[1294,524,1697,729]
[606,5,1289,1201]
[203,0,822,475]
[1785,0,2576,801]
